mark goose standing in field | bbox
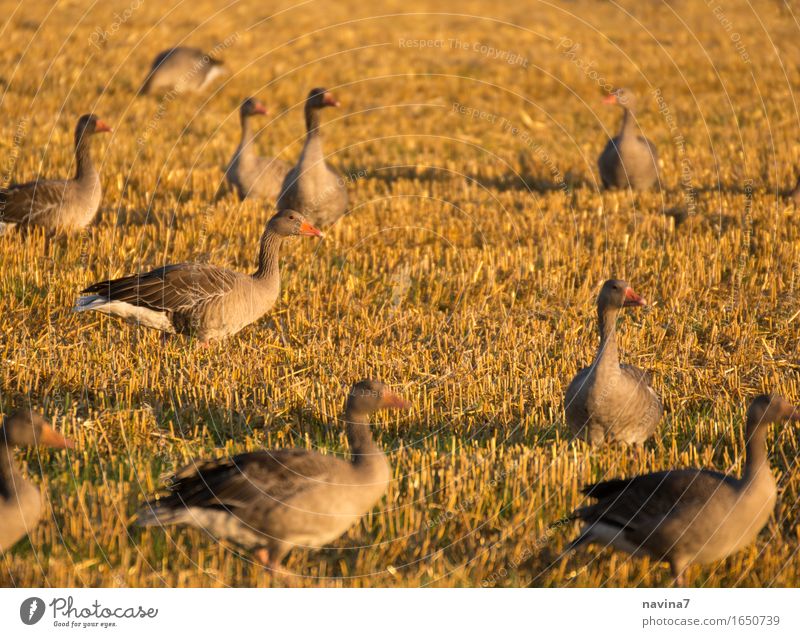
[138,47,226,96]
[73,209,321,343]
[277,87,348,227]
[1,410,73,553]
[564,279,662,445]
[225,97,291,201]
[598,88,659,191]
[136,379,410,570]
[562,394,798,586]
[0,114,111,233]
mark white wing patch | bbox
[74,296,175,332]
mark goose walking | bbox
[564,279,662,445]
[225,98,291,201]
[139,47,226,96]
[598,88,659,191]
[277,87,348,227]
[1,410,73,553]
[0,114,110,233]
[136,379,410,570]
[562,394,798,586]
[74,209,321,342]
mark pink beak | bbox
[299,220,323,237]
[322,92,340,107]
[623,287,647,307]
[381,392,412,410]
[39,424,75,449]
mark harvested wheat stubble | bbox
[1,0,800,587]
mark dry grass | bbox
[1,0,800,587]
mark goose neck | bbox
[595,305,620,367]
[620,107,638,139]
[75,136,96,181]
[345,411,380,467]
[305,105,322,136]
[742,424,770,484]
[0,441,14,499]
[253,228,284,280]
[238,115,257,160]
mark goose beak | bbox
[623,287,647,307]
[602,94,618,105]
[253,103,268,115]
[322,92,340,108]
[299,221,323,237]
[39,424,74,449]
[381,392,411,410]
[95,120,112,133]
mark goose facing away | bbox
[598,88,659,191]
[0,114,111,233]
[73,209,322,342]
[564,279,662,445]
[563,395,798,586]
[277,87,349,227]
[1,410,73,553]
[225,97,291,201]
[138,47,226,96]
[136,379,410,570]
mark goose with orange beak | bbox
[75,209,322,343]
[137,380,410,571]
[0,114,111,233]
[597,88,659,191]
[564,279,662,445]
[561,394,798,586]
[225,97,291,201]
[277,87,349,227]
[1,410,73,552]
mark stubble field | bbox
[2,0,800,587]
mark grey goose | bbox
[564,279,662,445]
[0,114,110,233]
[562,394,798,586]
[136,379,410,571]
[74,209,321,343]
[139,47,226,96]
[277,87,349,227]
[225,97,291,201]
[598,88,659,191]
[1,410,73,553]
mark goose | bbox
[225,97,291,201]
[0,114,110,233]
[138,47,226,96]
[277,87,348,226]
[598,88,659,191]
[562,394,798,586]
[564,279,662,445]
[1,410,73,553]
[73,209,321,343]
[136,379,410,570]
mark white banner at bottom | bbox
[0,588,797,637]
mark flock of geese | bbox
[0,45,797,586]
